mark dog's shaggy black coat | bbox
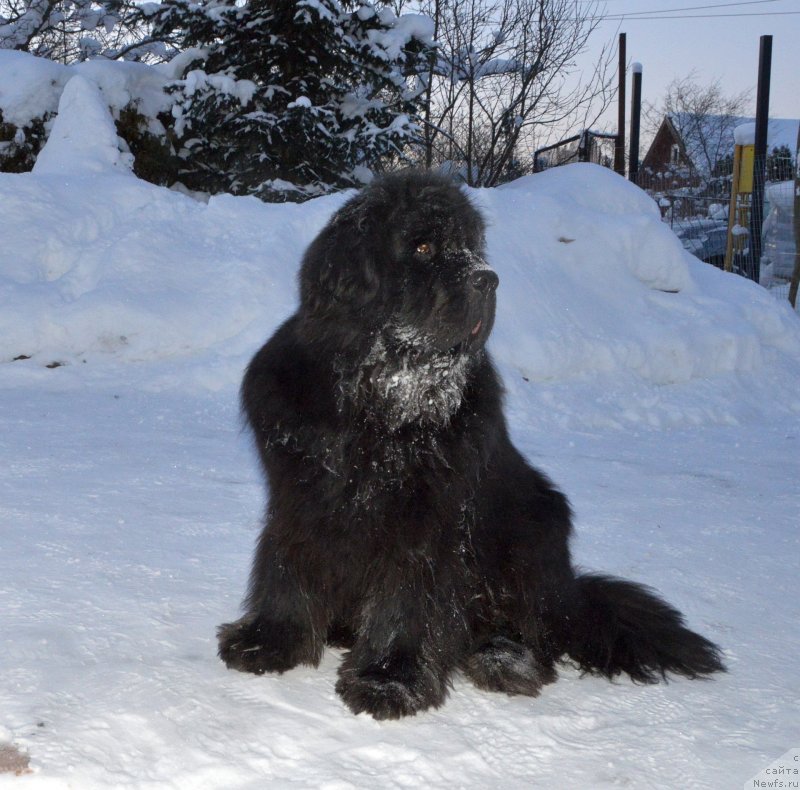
[218,170,725,719]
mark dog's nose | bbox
[469,269,499,293]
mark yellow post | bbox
[739,145,755,192]
[724,144,755,272]
[725,146,742,272]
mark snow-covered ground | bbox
[2,68,800,788]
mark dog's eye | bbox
[415,242,432,256]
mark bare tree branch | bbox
[397,0,614,185]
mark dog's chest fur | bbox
[336,333,474,431]
[308,350,481,523]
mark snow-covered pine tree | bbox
[148,0,432,200]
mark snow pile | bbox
[0,171,324,390]
[3,49,799,424]
[2,106,799,425]
[478,168,800,426]
[32,75,134,175]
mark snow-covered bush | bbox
[0,108,49,171]
[0,98,174,180]
[0,49,175,178]
[0,50,63,172]
[114,102,176,185]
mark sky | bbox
[580,0,800,136]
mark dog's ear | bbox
[299,193,384,318]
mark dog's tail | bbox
[563,573,725,682]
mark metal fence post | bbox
[615,33,626,176]
[629,63,642,183]
[748,34,772,283]
[578,131,590,163]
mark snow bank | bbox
[0,171,328,390]
[3,51,799,428]
[2,151,799,426]
[482,167,800,389]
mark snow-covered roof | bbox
[666,112,799,171]
[731,117,799,151]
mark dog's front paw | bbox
[335,651,447,720]
[217,617,319,675]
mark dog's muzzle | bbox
[469,268,499,294]
[461,250,499,294]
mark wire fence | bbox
[535,134,798,308]
[633,163,736,270]
[633,159,797,302]
[534,131,618,171]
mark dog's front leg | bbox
[217,535,327,675]
[335,560,465,720]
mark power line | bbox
[600,11,800,18]
[611,0,780,16]
[570,2,797,21]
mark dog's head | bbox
[299,170,498,359]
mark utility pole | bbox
[748,34,772,283]
[788,122,800,307]
[629,63,642,183]
[614,32,626,176]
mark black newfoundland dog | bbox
[218,170,724,719]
